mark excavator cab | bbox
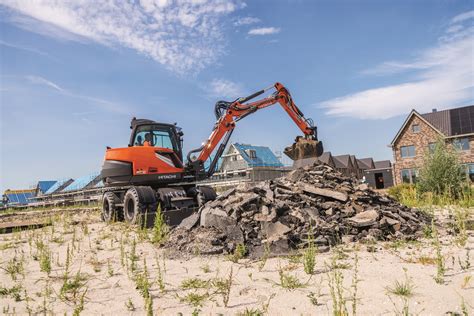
[101,118,185,187]
[129,118,184,160]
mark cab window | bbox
[134,126,174,150]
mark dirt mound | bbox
[167,163,430,256]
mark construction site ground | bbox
[0,207,473,315]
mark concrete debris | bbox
[166,162,429,256]
[347,209,379,227]
[261,221,292,242]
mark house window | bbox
[401,168,418,184]
[400,145,415,158]
[412,124,420,133]
[453,138,470,151]
[462,163,474,182]
[401,169,410,183]
[428,142,437,153]
[246,149,257,159]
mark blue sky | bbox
[1,0,473,192]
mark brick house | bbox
[390,105,474,185]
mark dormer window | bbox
[246,149,257,159]
[412,124,420,133]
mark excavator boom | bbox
[187,82,323,178]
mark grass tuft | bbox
[386,269,415,298]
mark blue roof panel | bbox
[62,172,100,192]
[37,181,57,194]
[45,179,71,194]
[6,192,35,205]
[233,143,283,167]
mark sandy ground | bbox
[0,209,473,315]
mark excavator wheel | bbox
[188,185,217,207]
[102,192,123,222]
[192,185,217,207]
[123,186,157,227]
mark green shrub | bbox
[388,184,416,202]
[417,139,466,198]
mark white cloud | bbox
[234,16,260,26]
[208,78,244,98]
[446,24,463,34]
[320,11,474,120]
[0,39,57,60]
[248,27,280,36]
[0,0,244,74]
[25,75,127,114]
[26,75,64,92]
[451,10,474,23]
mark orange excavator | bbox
[100,82,323,225]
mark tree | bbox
[417,138,466,197]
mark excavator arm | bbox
[186,82,323,179]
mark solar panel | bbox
[37,181,57,194]
[62,172,100,192]
[45,179,71,194]
[450,106,474,135]
[6,192,35,205]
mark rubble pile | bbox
[169,163,429,256]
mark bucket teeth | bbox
[284,137,324,161]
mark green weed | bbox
[386,269,415,298]
[303,232,317,275]
[151,204,168,245]
[211,267,233,307]
[277,269,305,290]
[3,256,25,281]
[227,243,246,263]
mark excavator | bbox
[100,82,323,225]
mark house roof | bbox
[350,155,358,168]
[37,181,57,194]
[374,160,391,169]
[333,154,352,169]
[44,179,74,194]
[317,152,333,165]
[421,110,451,135]
[3,189,36,205]
[232,143,283,167]
[391,105,474,146]
[62,171,101,192]
[357,158,375,170]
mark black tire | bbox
[197,186,217,207]
[123,187,148,225]
[123,186,158,226]
[102,192,122,222]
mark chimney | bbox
[432,108,437,113]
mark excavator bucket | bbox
[284,136,324,168]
